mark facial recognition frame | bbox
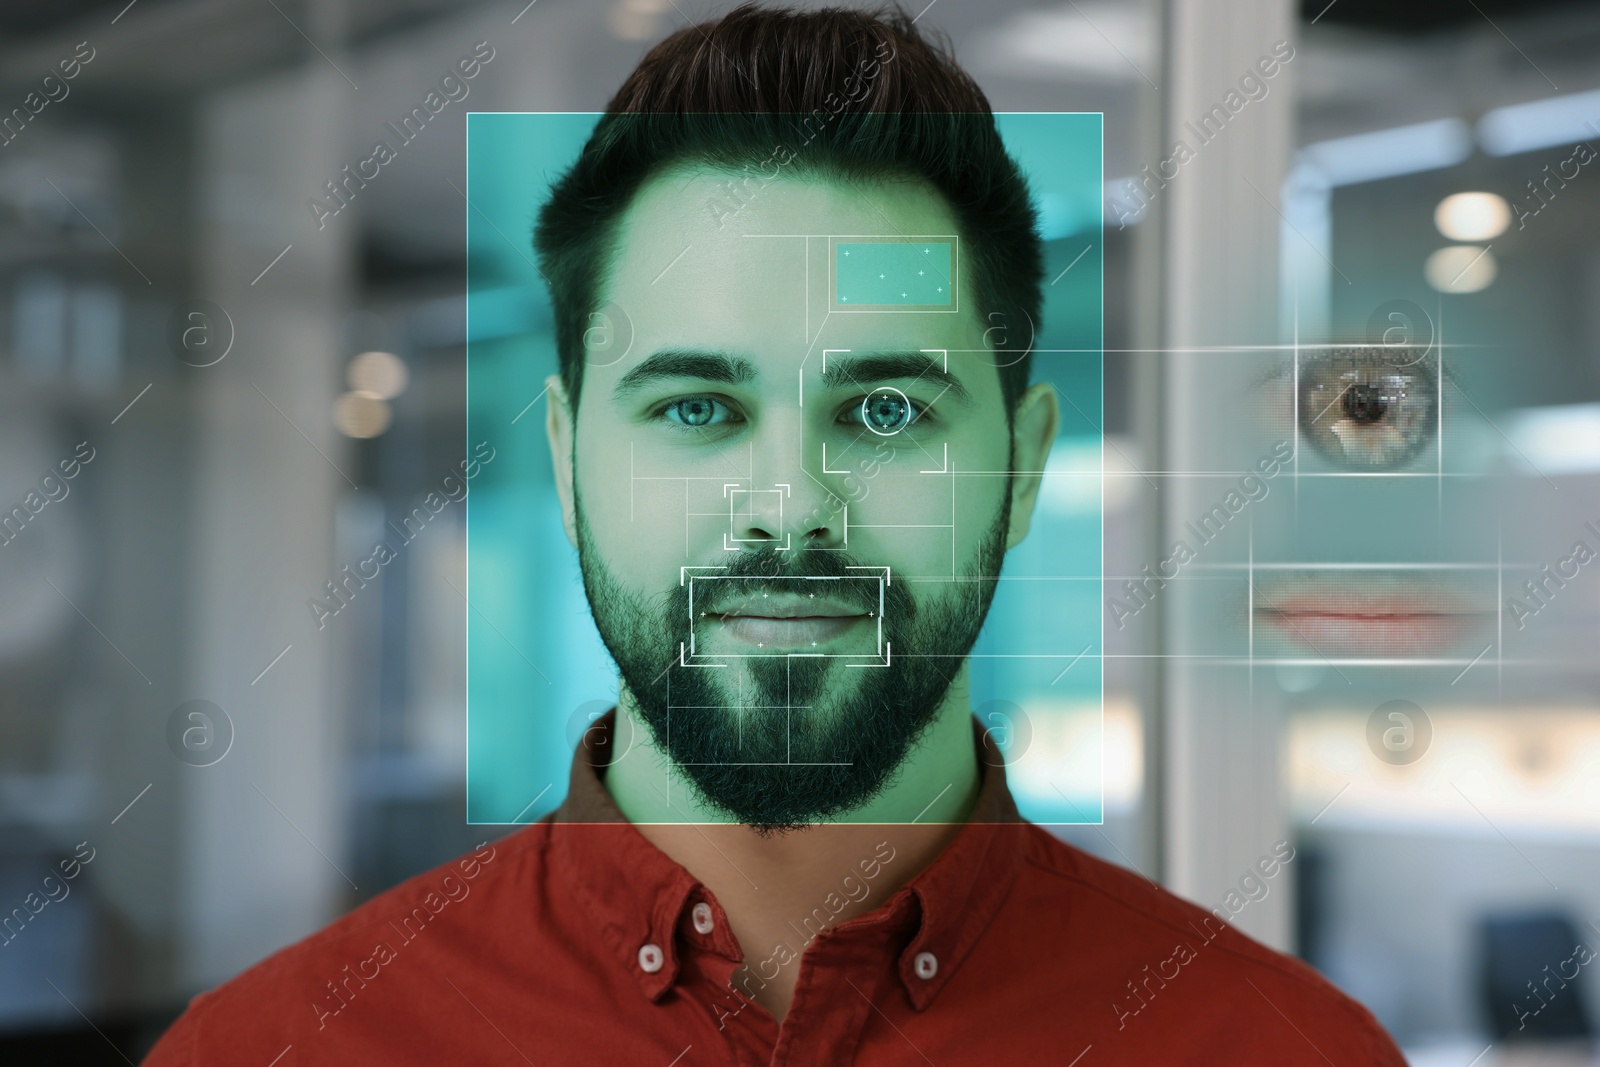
[465,111,1104,825]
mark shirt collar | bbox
[548,707,1028,1010]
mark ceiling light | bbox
[607,0,665,40]
[1424,245,1497,294]
[333,391,392,438]
[1434,192,1510,241]
[1478,86,1600,157]
[346,350,408,399]
[1296,118,1472,188]
[973,3,1152,82]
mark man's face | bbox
[547,166,1049,831]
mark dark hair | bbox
[533,2,1042,421]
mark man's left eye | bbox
[661,396,738,428]
[842,391,928,435]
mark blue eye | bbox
[661,396,737,428]
[846,389,926,435]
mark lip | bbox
[1254,574,1492,657]
[714,614,871,647]
[707,591,872,618]
[704,593,873,648]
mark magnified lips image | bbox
[1254,571,1494,658]
[1298,346,1437,468]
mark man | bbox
[145,4,1406,1063]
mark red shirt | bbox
[144,710,1405,1065]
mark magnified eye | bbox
[1298,346,1436,468]
[852,388,918,435]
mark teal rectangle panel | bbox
[835,242,951,305]
[467,112,1105,825]
[466,112,620,828]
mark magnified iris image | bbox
[1297,345,1437,468]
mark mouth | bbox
[704,593,874,648]
[1254,573,1492,657]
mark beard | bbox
[574,491,1011,835]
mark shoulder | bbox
[1001,825,1404,1061]
[141,825,550,1065]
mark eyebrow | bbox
[610,350,757,403]
[821,352,973,405]
[609,348,974,405]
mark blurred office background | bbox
[1,0,1599,1061]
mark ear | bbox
[1004,381,1059,550]
[545,374,578,549]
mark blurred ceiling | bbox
[0,0,501,96]
[1296,1,1600,144]
[6,0,1600,290]
[0,0,130,35]
[1299,0,1588,33]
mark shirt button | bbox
[913,951,938,979]
[638,943,664,973]
[691,902,715,935]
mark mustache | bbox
[689,548,890,615]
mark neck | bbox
[601,666,983,1023]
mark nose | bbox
[728,409,847,551]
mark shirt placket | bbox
[673,914,903,1067]
[665,891,779,1065]
[679,952,781,1066]
[767,920,903,1067]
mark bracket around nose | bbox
[724,482,792,551]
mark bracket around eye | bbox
[861,387,912,436]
